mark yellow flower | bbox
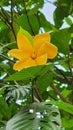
[9,33,58,70]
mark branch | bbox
[11,0,13,24]
[55,66,70,84]
[46,0,73,17]
[0,54,15,63]
[50,83,72,104]
[67,53,73,77]
[23,0,35,35]
[0,7,16,40]
[0,11,11,29]
[32,79,43,102]
[34,87,43,102]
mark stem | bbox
[0,54,15,63]
[34,87,43,102]
[34,79,43,102]
[67,53,73,77]
[31,79,43,102]
[55,66,70,84]
[11,0,13,24]
[50,83,72,104]
[10,0,16,40]
[31,79,34,102]
[23,0,35,35]
[0,7,16,40]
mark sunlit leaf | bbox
[7,64,53,81]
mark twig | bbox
[67,53,73,77]
[55,66,70,84]
[0,54,15,63]
[23,0,35,35]
[0,7,16,40]
[34,87,43,102]
[11,0,13,24]
[50,83,72,104]
[33,79,43,102]
[46,0,73,17]
[0,12,11,29]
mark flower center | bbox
[31,51,37,59]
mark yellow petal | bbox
[17,34,33,53]
[13,58,36,70]
[36,54,47,65]
[34,33,50,52]
[37,42,58,59]
[9,49,30,61]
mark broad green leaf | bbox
[18,14,39,35]
[6,103,62,130]
[7,64,53,81]
[18,27,34,47]
[38,73,53,93]
[53,0,73,28]
[61,88,72,98]
[46,101,73,115]
[53,8,67,28]
[39,12,53,32]
[65,127,73,130]
[51,28,71,54]
[0,97,11,119]
[62,118,73,128]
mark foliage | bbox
[0,0,73,130]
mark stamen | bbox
[31,51,37,59]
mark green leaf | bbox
[65,127,73,130]
[65,17,73,26]
[18,14,39,35]
[53,8,67,28]
[39,12,53,32]
[53,0,73,28]
[0,97,11,119]
[18,27,34,47]
[51,28,71,54]
[28,0,44,14]
[0,62,10,70]
[61,88,72,98]
[62,118,73,128]
[46,101,73,115]
[38,73,53,93]
[6,103,62,130]
[7,64,53,81]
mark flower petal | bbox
[13,58,36,70]
[34,33,50,52]
[17,34,33,53]
[37,42,58,59]
[36,53,47,65]
[9,49,30,61]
